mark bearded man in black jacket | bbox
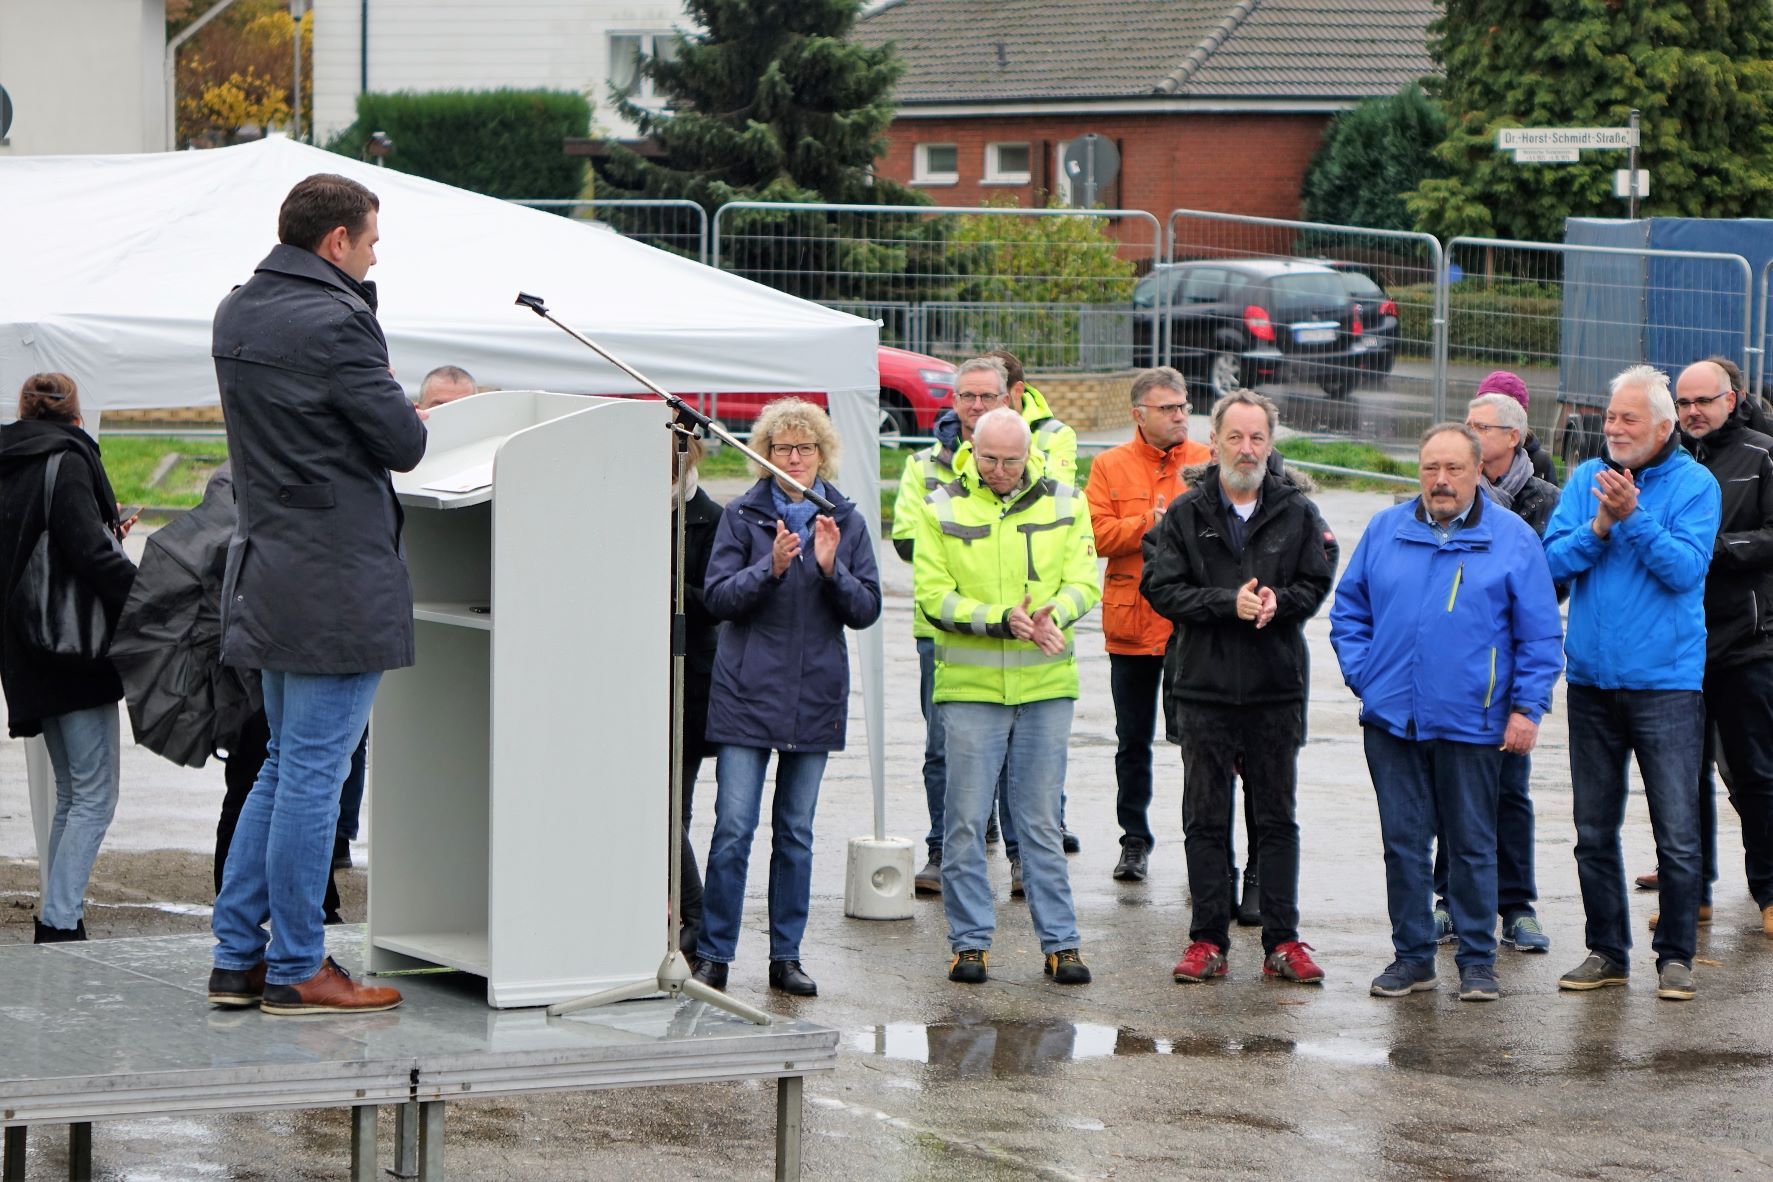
[1141,389,1338,986]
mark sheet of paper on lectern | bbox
[421,461,494,495]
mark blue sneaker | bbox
[1433,908,1455,945]
[1500,913,1550,953]
[1370,960,1437,997]
[1458,963,1499,1001]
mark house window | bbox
[609,32,679,104]
[985,142,1031,184]
[913,143,958,184]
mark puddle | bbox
[852,1021,1389,1076]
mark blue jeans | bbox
[38,704,121,930]
[1567,685,1704,969]
[1434,752,1537,919]
[696,745,828,964]
[213,670,381,985]
[1363,728,1502,970]
[917,638,1013,858]
[939,698,1079,954]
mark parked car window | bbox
[1339,271,1385,297]
[1263,271,1347,306]
[1182,268,1230,304]
[1133,268,1186,309]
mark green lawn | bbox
[100,436,230,511]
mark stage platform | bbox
[0,929,837,1180]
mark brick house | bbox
[856,0,1436,252]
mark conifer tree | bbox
[1407,0,1773,241]
[598,0,910,209]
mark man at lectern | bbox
[206,173,428,1016]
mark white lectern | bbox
[369,391,668,1008]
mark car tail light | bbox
[1380,299,1398,318]
[1352,304,1364,336]
[1244,305,1275,342]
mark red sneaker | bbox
[1172,940,1227,983]
[1263,940,1325,984]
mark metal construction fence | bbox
[1440,237,1752,455]
[510,198,709,264]
[1164,209,1445,448]
[711,201,1163,373]
[508,196,1763,465]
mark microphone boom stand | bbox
[519,291,816,1025]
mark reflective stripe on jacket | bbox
[892,443,961,640]
[1086,431,1211,655]
[913,451,1101,704]
[1020,384,1078,487]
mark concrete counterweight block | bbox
[843,836,914,919]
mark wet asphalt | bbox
[3,484,1771,1180]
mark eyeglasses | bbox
[975,453,1026,471]
[1465,421,1515,434]
[1137,401,1190,417]
[769,442,820,458]
[1674,392,1732,411]
[955,391,1005,405]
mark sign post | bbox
[1495,120,1646,213]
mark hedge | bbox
[326,89,589,202]
[1391,282,1561,365]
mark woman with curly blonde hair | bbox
[691,398,881,997]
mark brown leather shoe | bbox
[1762,903,1773,938]
[260,957,402,1016]
[208,961,268,1008]
[1647,904,1713,931]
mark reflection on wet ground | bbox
[851,1020,1390,1078]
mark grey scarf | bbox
[1483,448,1535,511]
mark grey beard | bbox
[1222,461,1263,494]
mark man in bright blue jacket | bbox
[1543,365,1720,1002]
[1331,424,1563,1002]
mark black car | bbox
[1132,260,1369,398]
[1317,260,1399,376]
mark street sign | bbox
[1514,147,1580,163]
[1062,134,1119,209]
[1614,169,1650,198]
[1496,127,1638,150]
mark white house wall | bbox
[312,0,690,148]
[0,0,164,156]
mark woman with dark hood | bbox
[0,374,138,941]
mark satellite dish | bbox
[0,85,13,142]
[1062,134,1120,208]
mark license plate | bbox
[1293,324,1336,344]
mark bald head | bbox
[972,407,1032,495]
[1675,360,1736,439]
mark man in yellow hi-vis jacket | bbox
[914,407,1101,987]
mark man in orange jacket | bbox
[1085,367,1211,882]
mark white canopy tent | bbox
[0,136,893,856]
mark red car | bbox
[679,346,956,445]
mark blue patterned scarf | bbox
[771,478,825,550]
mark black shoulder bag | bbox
[8,452,118,664]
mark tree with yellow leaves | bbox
[170,0,312,148]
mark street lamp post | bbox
[290,0,305,142]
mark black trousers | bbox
[678,752,706,955]
[1177,702,1303,954]
[1110,653,1165,848]
[1708,659,1773,909]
